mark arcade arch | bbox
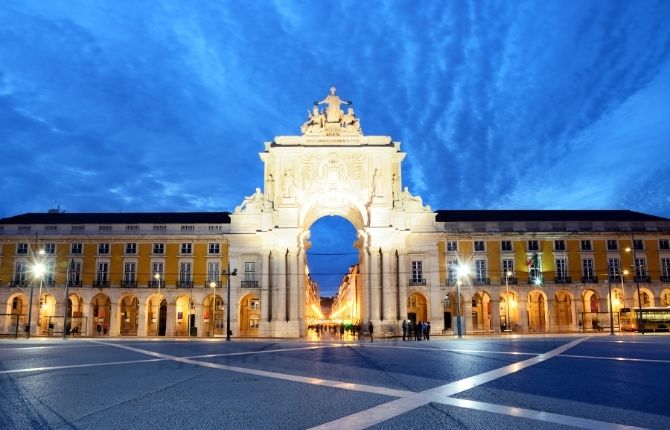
[91,294,111,336]
[528,290,547,332]
[471,291,492,333]
[203,293,225,336]
[239,293,260,337]
[146,294,167,336]
[407,291,427,323]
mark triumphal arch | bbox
[230,87,436,337]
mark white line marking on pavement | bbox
[363,344,539,357]
[310,337,590,430]
[0,358,166,374]
[560,354,670,364]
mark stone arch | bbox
[527,289,548,332]
[581,289,602,331]
[407,291,428,323]
[4,293,28,335]
[554,290,574,330]
[203,292,225,337]
[239,293,260,337]
[609,287,625,313]
[471,290,492,333]
[66,293,85,335]
[175,294,194,336]
[145,293,167,336]
[299,193,368,231]
[660,288,670,307]
[90,293,111,336]
[633,287,655,308]
[38,293,57,335]
[119,294,139,336]
[499,289,519,332]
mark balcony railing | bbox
[147,281,162,288]
[581,276,598,283]
[608,275,622,283]
[446,278,457,286]
[554,276,572,284]
[177,281,193,288]
[93,280,109,288]
[9,280,28,288]
[121,281,137,288]
[527,276,544,284]
[69,280,82,287]
[635,275,651,283]
[473,277,490,285]
[241,280,259,288]
[661,275,670,283]
[500,277,518,285]
[409,279,427,286]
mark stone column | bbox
[381,248,394,323]
[108,302,119,336]
[166,303,176,336]
[276,250,287,323]
[261,251,270,323]
[137,300,147,336]
[368,249,381,322]
[546,298,555,333]
[288,250,299,323]
[398,252,408,320]
[518,298,529,333]
[193,303,203,337]
[491,297,501,334]
[296,250,306,335]
[82,299,92,336]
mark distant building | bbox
[2,88,670,338]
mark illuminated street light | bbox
[210,280,217,337]
[626,240,644,334]
[26,261,46,338]
[504,270,512,333]
[455,264,470,338]
[154,272,162,335]
[225,265,238,341]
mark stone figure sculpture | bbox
[315,86,351,123]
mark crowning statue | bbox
[300,87,362,135]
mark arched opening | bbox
[528,290,547,332]
[5,294,27,335]
[633,288,655,308]
[471,291,492,333]
[554,290,574,331]
[239,293,260,337]
[119,295,138,336]
[91,294,111,336]
[204,293,225,336]
[147,294,167,336]
[66,294,85,335]
[661,289,670,307]
[175,295,194,336]
[305,215,360,332]
[581,289,602,331]
[38,294,56,335]
[499,290,518,332]
[407,292,427,323]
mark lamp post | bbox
[209,280,217,337]
[455,265,470,339]
[606,265,615,336]
[626,238,644,334]
[154,272,161,336]
[225,265,237,341]
[504,270,512,333]
[27,260,46,339]
[63,258,74,339]
[621,269,628,308]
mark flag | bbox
[526,253,539,269]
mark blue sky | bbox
[2,1,669,295]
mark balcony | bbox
[409,279,427,286]
[608,275,622,283]
[473,277,490,285]
[241,280,259,288]
[500,277,518,285]
[9,280,28,288]
[446,279,457,286]
[661,275,670,283]
[147,281,161,288]
[527,276,544,285]
[121,281,137,288]
[177,281,193,288]
[93,280,109,288]
[581,276,598,283]
[69,280,82,287]
[554,276,572,284]
[635,275,651,283]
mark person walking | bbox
[402,320,407,341]
[416,321,422,341]
[368,321,374,342]
[425,321,431,340]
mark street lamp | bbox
[63,258,74,339]
[225,265,237,341]
[209,280,217,337]
[605,264,615,336]
[154,272,161,336]
[621,269,629,308]
[455,265,470,338]
[27,260,46,339]
[504,270,512,333]
[625,241,644,334]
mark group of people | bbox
[401,320,430,341]
[308,323,362,339]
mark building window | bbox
[126,225,139,231]
[18,225,31,232]
[70,261,82,285]
[17,243,29,255]
[580,240,592,251]
[447,260,458,284]
[43,243,56,254]
[633,239,644,251]
[634,258,647,277]
[607,240,618,251]
[44,261,55,285]
[209,243,220,254]
[124,262,136,284]
[527,240,539,251]
[250,299,260,310]
[153,243,165,255]
[411,261,423,284]
[45,225,58,231]
[207,262,220,283]
[153,225,166,231]
[474,260,487,283]
[98,243,110,254]
[661,258,670,279]
[554,240,566,251]
[528,254,542,279]
[181,243,192,254]
[99,225,112,231]
[446,241,458,252]
[71,225,85,232]
[14,262,27,284]
[501,241,512,252]
[71,243,83,254]
[502,259,514,276]
[125,243,137,255]
[244,262,256,282]
[473,241,485,252]
[608,258,621,278]
[179,262,192,285]
[152,262,164,286]
[582,258,595,279]
[555,258,567,279]
[180,225,194,231]
[96,262,109,283]
[208,225,222,232]
[659,239,669,250]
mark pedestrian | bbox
[425,321,431,340]
[96,324,102,336]
[340,324,345,339]
[578,320,582,332]
[356,324,361,340]
[368,321,374,342]
[416,321,422,341]
[402,320,407,341]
